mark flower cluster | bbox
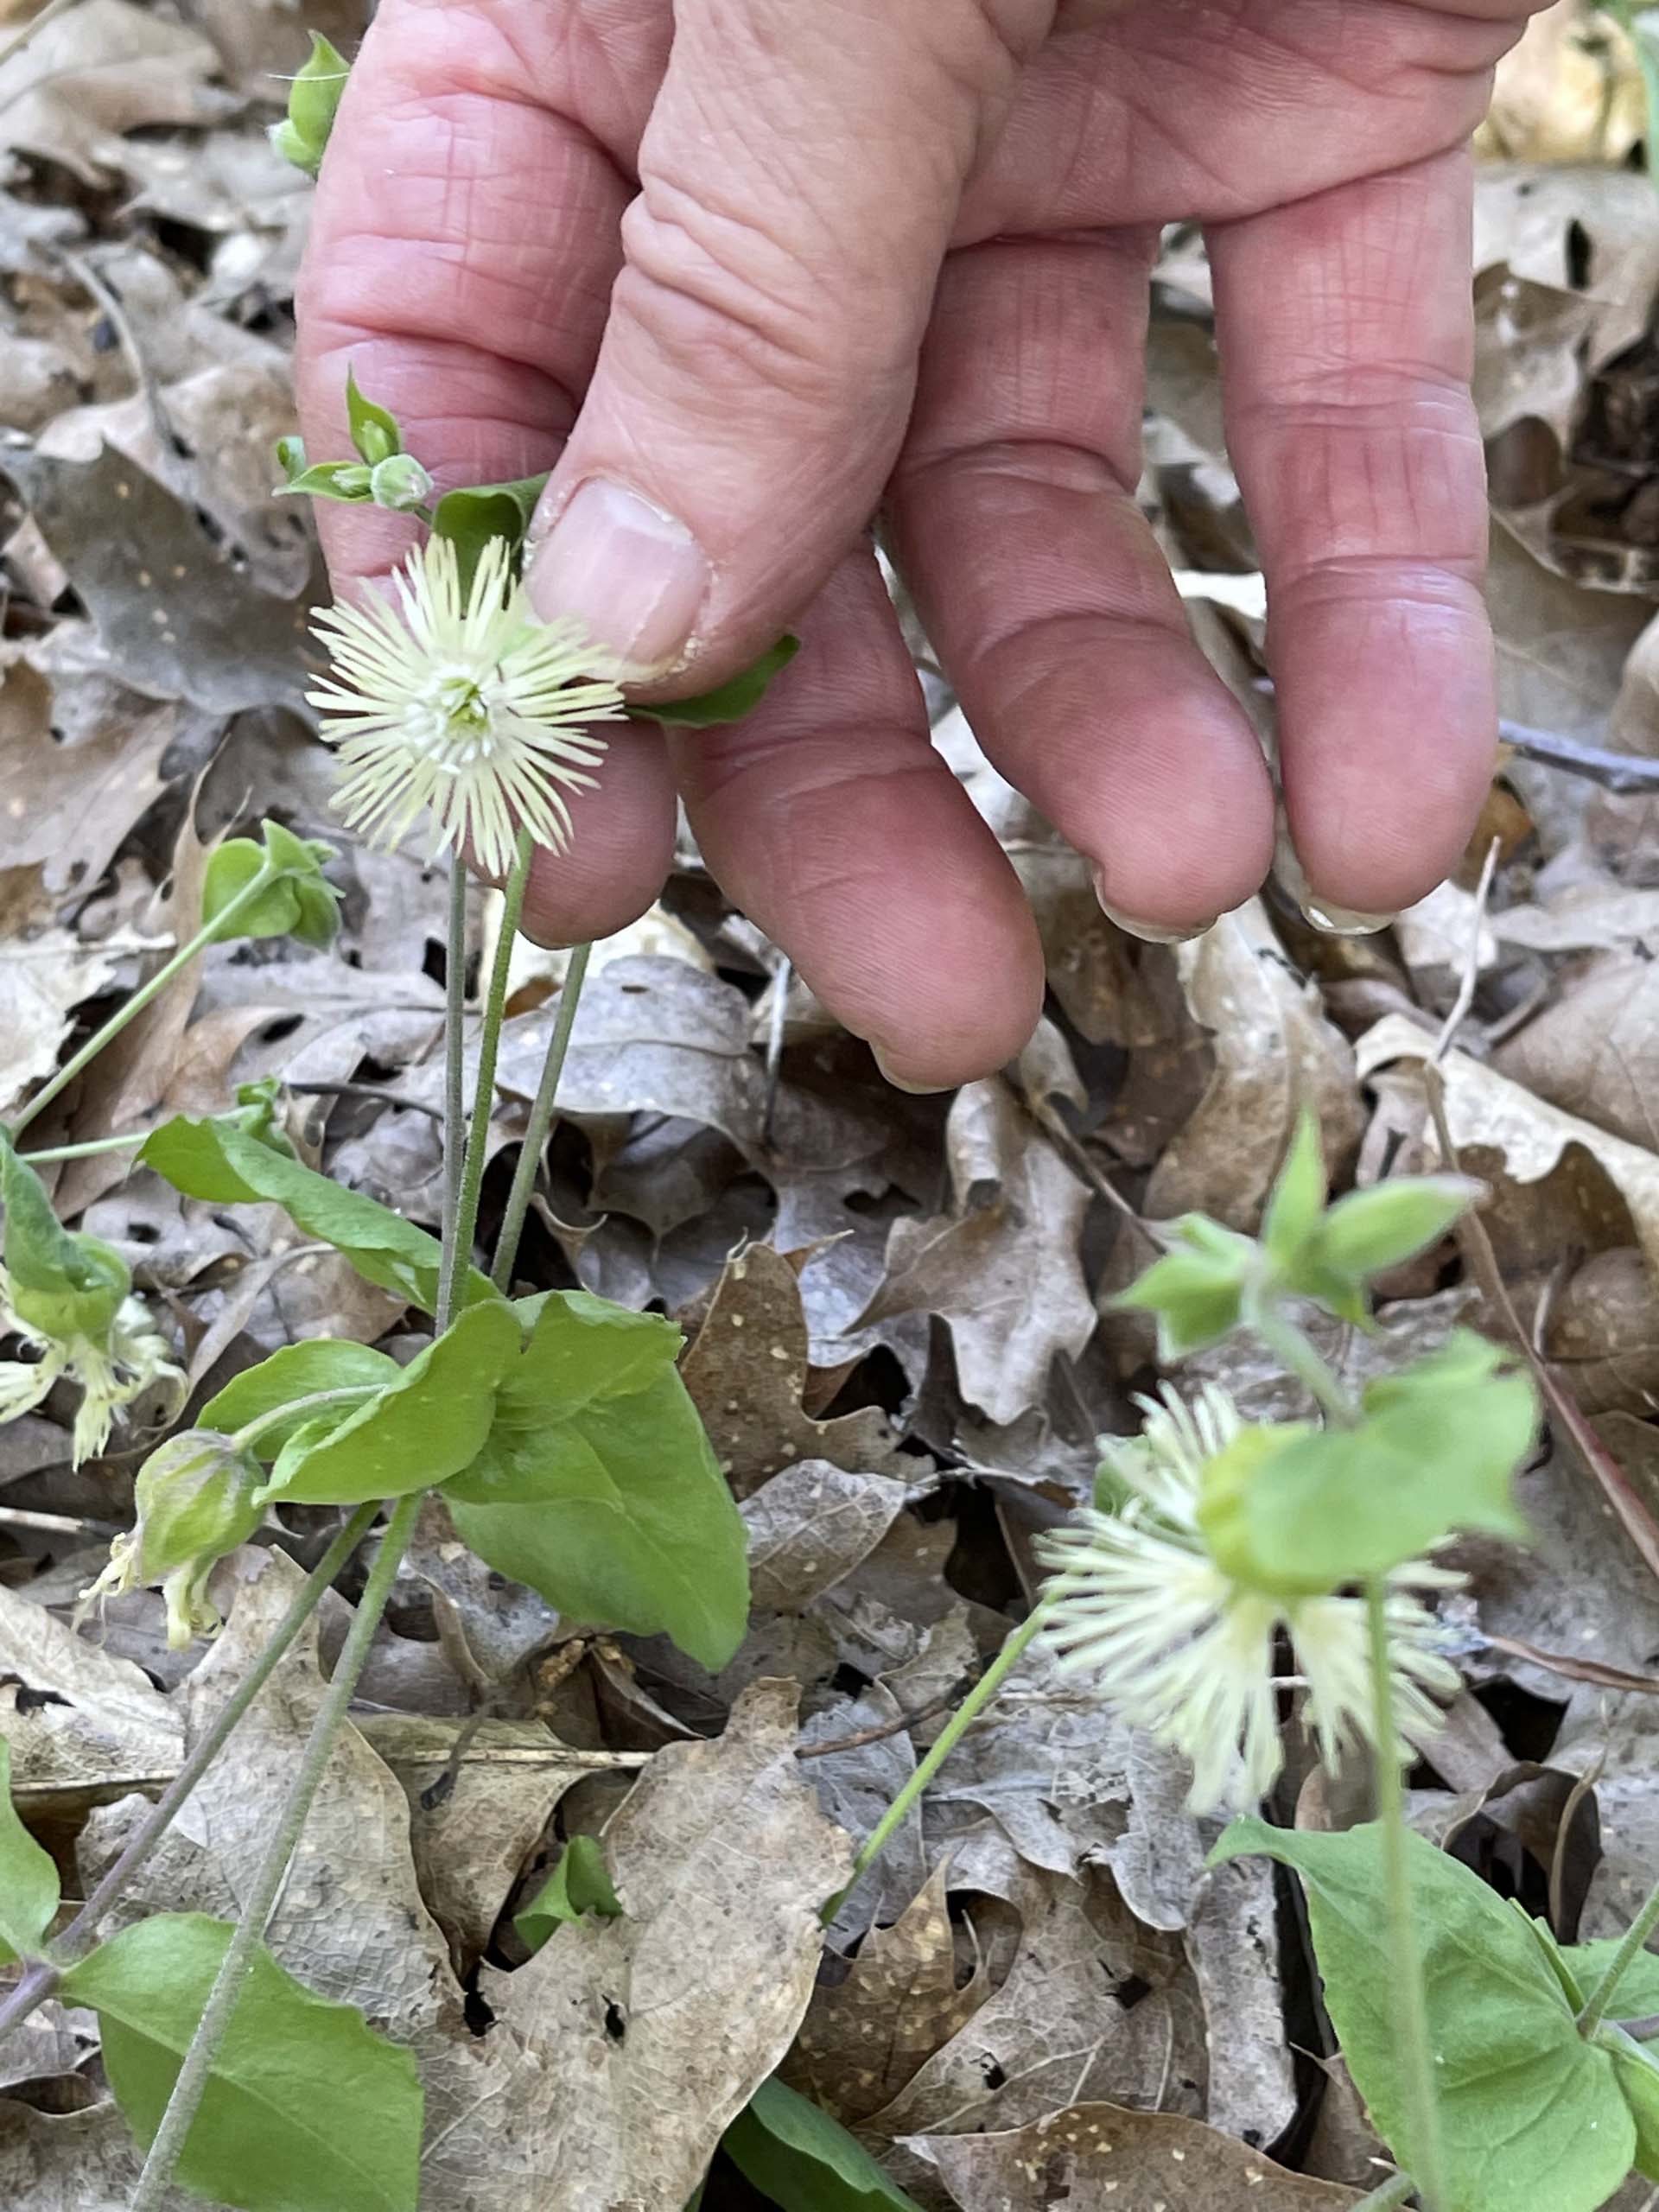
[1038,1386,1460,1811]
[0,1265,183,1468]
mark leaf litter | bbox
[10,3,1659,2206]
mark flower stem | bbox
[11,864,279,1141]
[1579,1879,1659,2037]
[127,1489,421,2212]
[1355,2176,1416,2210]
[821,1601,1050,1923]
[1251,1306,1362,1428]
[435,859,470,1327]
[449,831,534,1292]
[228,1386,379,1457]
[1366,1577,1446,2211]
[491,939,591,1292]
[0,1505,378,2047]
[17,1131,149,1166]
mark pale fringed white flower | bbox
[0,1272,185,1468]
[308,534,626,877]
[1037,1385,1461,1813]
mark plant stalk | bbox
[491,939,592,1291]
[822,1601,1050,1923]
[1366,1577,1447,2212]
[435,858,470,1325]
[229,1386,379,1457]
[12,864,280,1140]
[1354,2176,1416,2210]
[0,1505,378,2045]
[127,1489,422,2212]
[18,1132,149,1166]
[1580,1878,1659,2037]
[1251,1305,1362,1428]
[449,831,534,1281]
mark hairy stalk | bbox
[1367,1578,1447,2211]
[1580,1878,1659,2037]
[12,863,280,1140]
[1251,1305,1361,1428]
[0,1504,378,2045]
[1354,2176,1416,2210]
[823,1602,1050,1923]
[18,1132,149,1166]
[450,830,534,1279]
[491,939,592,1291]
[435,859,470,1325]
[228,1385,379,1456]
[128,1488,421,2212]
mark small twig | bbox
[1429,837,1499,1069]
[1499,718,1659,796]
[0,0,79,75]
[289,1081,445,1124]
[796,1682,967,1760]
[1020,1090,1166,1253]
[0,1505,116,1538]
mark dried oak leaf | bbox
[911,2104,1363,2211]
[0,0,232,183]
[0,1579,181,1818]
[0,653,179,895]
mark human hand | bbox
[296,0,1539,1087]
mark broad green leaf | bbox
[0,1130,130,1337]
[628,635,801,729]
[1211,1819,1634,2212]
[514,1834,624,1953]
[722,2078,924,2212]
[201,1341,401,1459]
[268,30,350,181]
[1236,1332,1535,1584]
[200,825,340,950]
[140,1115,482,1313]
[431,474,549,588]
[259,1300,522,1506]
[345,365,401,467]
[1563,1938,1659,2024]
[1113,1215,1255,1357]
[61,1912,421,2212]
[0,1739,59,1966]
[445,1291,749,1669]
[1599,2026,1659,2183]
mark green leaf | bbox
[0,1739,59,1966]
[1314,1175,1479,1285]
[431,473,549,588]
[275,459,372,503]
[0,1130,130,1338]
[345,365,401,467]
[1562,1937,1659,2024]
[444,1291,749,1669]
[513,1834,624,1953]
[260,1300,522,1506]
[1112,1215,1255,1357]
[200,1340,401,1459]
[627,635,801,728]
[1211,1819,1635,2212]
[1259,1110,1325,1274]
[1235,1331,1535,1584]
[200,824,340,950]
[269,30,351,181]
[61,1912,421,2212]
[722,2078,924,2212]
[140,1115,485,1313]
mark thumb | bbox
[525,0,1052,685]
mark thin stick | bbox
[821,1602,1050,1923]
[435,860,470,1326]
[1367,1580,1447,2211]
[127,1491,421,2212]
[491,939,591,1292]
[0,1505,378,2045]
[451,834,533,1286]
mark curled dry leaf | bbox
[909,2103,1364,2211]
[0,0,232,183]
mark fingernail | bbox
[1300,898,1396,938]
[526,480,710,677]
[872,1046,954,1096]
[1094,882,1217,946]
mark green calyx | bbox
[1194,1421,1332,1599]
[105,1431,267,1648]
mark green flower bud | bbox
[9,1235,130,1344]
[1114,1216,1255,1357]
[268,31,350,180]
[106,1431,265,1648]
[368,454,434,512]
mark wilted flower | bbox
[308,533,626,875]
[80,1431,264,1648]
[1037,1386,1460,1812]
[0,1262,184,1468]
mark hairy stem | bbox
[823,1602,1050,1923]
[435,859,470,1325]
[1367,1578,1447,2211]
[450,832,533,1289]
[127,1490,421,2212]
[491,940,591,1291]
[228,1386,379,1457]
[12,864,279,1140]
[0,1506,378,2045]
[1580,1878,1659,2037]
[1354,2176,1416,2210]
